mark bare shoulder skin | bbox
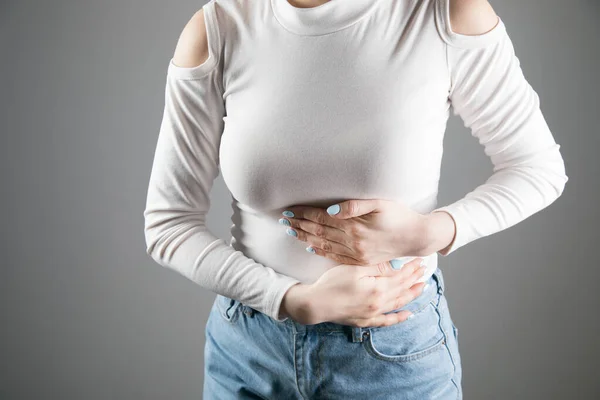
[171,1,499,68]
[449,0,500,35]
[172,9,210,68]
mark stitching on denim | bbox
[292,332,305,400]
[362,302,448,362]
[316,339,326,399]
[434,296,461,398]
[363,332,446,363]
[294,332,309,400]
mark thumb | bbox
[326,199,380,219]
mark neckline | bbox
[270,0,379,36]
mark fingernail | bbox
[390,258,408,270]
[278,218,291,226]
[306,246,315,254]
[286,228,297,237]
[390,257,413,269]
[407,313,415,320]
[282,210,294,217]
[422,283,430,292]
[327,204,340,215]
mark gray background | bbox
[2,0,598,399]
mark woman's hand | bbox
[279,199,450,265]
[279,257,428,326]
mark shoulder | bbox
[448,0,499,35]
[172,9,210,68]
[170,0,252,69]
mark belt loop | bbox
[434,267,445,295]
[242,305,255,318]
[351,327,364,343]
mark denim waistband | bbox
[276,267,446,342]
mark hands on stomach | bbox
[280,257,427,327]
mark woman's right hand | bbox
[279,257,427,327]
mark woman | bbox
[143,0,568,398]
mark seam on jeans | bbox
[294,332,307,400]
[434,296,460,398]
[317,339,327,399]
[363,332,446,363]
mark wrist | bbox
[279,283,319,323]
[421,211,457,255]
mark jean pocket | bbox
[215,294,242,324]
[362,301,447,363]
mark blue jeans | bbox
[203,267,462,399]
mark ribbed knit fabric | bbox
[143,0,568,321]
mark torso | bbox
[214,0,451,282]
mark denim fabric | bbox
[203,267,462,399]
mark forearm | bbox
[430,18,568,256]
[145,30,302,321]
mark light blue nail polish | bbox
[327,204,340,215]
[278,218,291,226]
[407,313,415,320]
[282,210,294,217]
[286,228,297,237]
[390,258,409,270]
[423,283,430,292]
[389,259,402,270]
[306,246,315,254]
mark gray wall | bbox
[2,0,598,399]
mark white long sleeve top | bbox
[143,0,568,322]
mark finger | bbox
[326,199,380,219]
[286,225,355,258]
[399,257,425,274]
[308,246,363,265]
[377,260,421,291]
[381,272,425,311]
[367,257,424,278]
[378,266,426,305]
[372,260,425,302]
[389,263,427,295]
[403,256,426,269]
[382,281,428,314]
[282,216,351,248]
[389,259,427,286]
[313,248,364,265]
[389,256,422,271]
[352,309,414,328]
[282,206,345,230]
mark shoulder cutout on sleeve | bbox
[434,0,506,49]
[449,0,498,35]
[168,1,222,79]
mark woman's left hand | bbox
[279,199,436,266]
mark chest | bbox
[218,21,451,210]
